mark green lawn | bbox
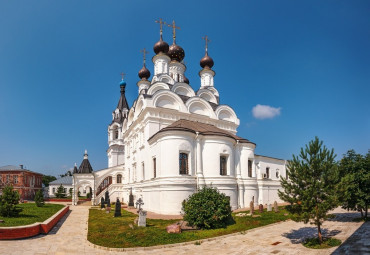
[0,203,64,227]
[88,207,291,248]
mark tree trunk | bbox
[365,204,368,219]
[317,222,322,244]
[360,208,364,218]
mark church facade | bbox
[72,21,286,214]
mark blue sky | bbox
[0,1,369,176]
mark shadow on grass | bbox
[282,227,341,244]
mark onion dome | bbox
[138,64,150,80]
[119,79,126,87]
[184,76,189,84]
[168,43,185,62]
[200,52,214,69]
[153,36,169,54]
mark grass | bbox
[0,203,64,227]
[88,206,291,248]
[303,237,342,249]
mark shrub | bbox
[182,186,232,229]
[87,193,91,199]
[35,190,45,207]
[0,185,22,217]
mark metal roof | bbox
[49,176,73,185]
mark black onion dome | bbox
[200,53,214,69]
[184,76,189,84]
[168,43,185,62]
[153,38,169,54]
[138,64,150,80]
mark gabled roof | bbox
[148,119,255,145]
[49,176,73,185]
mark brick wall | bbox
[0,206,69,240]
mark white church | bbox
[72,20,287,215]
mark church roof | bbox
[78,158,93,173]
[117,92,129,111]
[148,119,255,145]
[49,176,73,185]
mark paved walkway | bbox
[0,206,368,255]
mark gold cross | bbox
[140,48,148,64]
[155,18,166,35]
[167,20,180,43]
[202,35,210,53]
[120,72,126,80]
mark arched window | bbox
[117,174,122,184]
[179,153,189,175]
[266,167,270,179]
[276,169,280,178]
[220,156,227,176]
[248,160,252,177]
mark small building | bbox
[48,176,73,198]
[49,162,92,198]
[0,165,43,200]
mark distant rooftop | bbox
[49,176,73,185]
[0,165,27,170]
[0,165,43,175]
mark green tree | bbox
[42,175,57,187]
[338,150,370,219]
[278,137,339,244]
[0,185,22,217]
[59,171,72,178]
[55,184,66,198]
[182,186,232,229]
[34,189,45,207]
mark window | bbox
[52,187,55,193]
[142,162,145,181]
[115,130,119,139]
[179,153,189,175]
[248,160,252,177]
[117,174,122,183]
[153,157,156,178]
[276,169,280,178]
[83,189,86,194]
[6,175,10,183]
[220,156,227,176]
[266,167,270,179]
[13,175,18,184]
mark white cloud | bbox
[252,104,281,120]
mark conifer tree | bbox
[278,137,339,244]
[0,185,22,217]
[35,189,45,207]
[55,184,66,198]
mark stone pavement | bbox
[0,206,368,255]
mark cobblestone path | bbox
[0,206,368,255]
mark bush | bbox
[35,190,45,207]
[182,186,232,229]
[87,193,91,199]
[0,185,22,217]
